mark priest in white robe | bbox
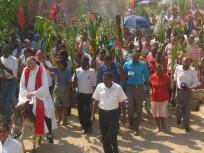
[18,56,57,143]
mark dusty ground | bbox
[22,105,204,153]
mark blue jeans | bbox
[1,78,16,123]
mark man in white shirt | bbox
[0,122,23,153]
[92,72,127,153]
[73,56,96,134]
[174,57,199,133]
[0,47,18,123]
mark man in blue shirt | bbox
[98,55,120,84]
[123,51,149,135]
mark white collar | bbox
[1,136,11,146]
[104,82,115,90]
[30,65,39,72]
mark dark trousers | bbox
[176,89,192,128]
[99,108,120,153]
[77,93,92,131]
[44,116,52,134]
[1,78,16,123]
[127,85,145,131]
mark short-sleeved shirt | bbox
[92,83,127,110]
[73,67,97,94]
[150,73,170,102]
[123,60,149,85]
[53,68,71,87]
[174,65,199,89]
[98,62,120,84]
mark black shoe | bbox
[154,128,161,133]
[177,119,181,126]
[81,130,86,134]
[185,127,191,133]
[81,129,91,134]
[128,125,134,131]
[171,102,176,108]
[161,122,167,132]
[86,128,92,134]
[133,130,139,136]
[47,134,54,144]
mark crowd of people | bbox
[0,5,204,153]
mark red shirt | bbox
[149,61,156,75]
[150,73,170,102]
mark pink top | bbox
[164,43,172,71]
[187,45,202,61]
[146,52,156,65]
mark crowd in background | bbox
[0,5,204,153]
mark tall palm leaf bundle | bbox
[112,15,123,67]
[198,26,204,49]
[178,0,186,18]
[34,16,81,70]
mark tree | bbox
[0,0,18,40]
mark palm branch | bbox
[178,0,186,18]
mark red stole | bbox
[25,66,44,135]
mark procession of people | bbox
[1,2,204,153]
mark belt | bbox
[55,85,68,88]
[3,77,16,80]
[78,92,93,95]
[127,84,144,88]
[99,108,119,113]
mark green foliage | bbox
[87,18,97,53]
[0,0,18,40]
[169,20,185,36]
[35,16,57,53]
[154,17,166,44]
[198,26,204,49]
[35,15,83,84]
[112,15,122,41]
[35,16,80,59]
[195,0,204,8]
[137,3,163,18]
[178,0,186,18]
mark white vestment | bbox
[0,136,23,153]
[18,65,57,133]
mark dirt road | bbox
[23,106,204,153]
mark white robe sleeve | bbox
[33,69,50,101]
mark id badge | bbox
[128,71,134,76]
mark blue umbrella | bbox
[123,15,152,29]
